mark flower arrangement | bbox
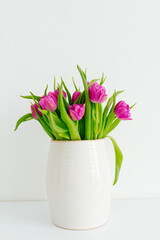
[15,65,135,184]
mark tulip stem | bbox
[95,103,99,139]
[77,65,91,140]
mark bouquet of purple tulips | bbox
[15,65,135,184]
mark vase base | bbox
[51,220,109,231]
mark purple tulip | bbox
[31,103,42,119]
[69,104,85,121]
[48,89,67,100]
[114,101,132,120]
[88,82,107,103]
[39,95,57,112]
[72,91,81,103]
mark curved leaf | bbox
[105,118,121,135]
[52,112,69,132]
[44,84,48,96]
[20,94,41,101]
[130,103,137,109]
[100,73,107,85]
[106,136,123,185]
[14,113,33,131]
[61,77,72,105]
[88,78,100,88]
[72,77,78,91]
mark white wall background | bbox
[0,0,160,201]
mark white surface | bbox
[47,140,112,229]
[0,199,160,240]
[0,0,160,200]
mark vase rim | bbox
[51,138,105,143]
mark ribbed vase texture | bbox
[46,139,112,230]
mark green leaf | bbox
[52,112,68,131]
[48,110,64,140]
[79,117,85,140]
[80,91,85,104]
[105,118,121,135]
[14,113,33,131]
[104,90,124,118]
[77,65,91,139]
[72,77,78,91]
[54,76,56,91]
[74,91,84,104]
[106,136,123,185]
[20,94,41,101]
[61,77,72,105]
[102,91,117,137]
[63,96,69,112]
[130,102,137,109]
[98,90,124,138]
[58,81,81,140]
[100,73,107,85]
[31,103,56,139]
[38,119,55,139]
[38,108,48,115]
[88,79,100,88]
[30,92,40,106]
[44,84,48,96]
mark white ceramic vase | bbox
[46,139,112,230]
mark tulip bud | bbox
[88,82,107,103]
[39,95,57,112]
[31,103,42,119]
[72,91,81,103]
[69,104,85,121]
[114,101,132,120]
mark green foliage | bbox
[15,66,135,185]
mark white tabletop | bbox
[0,199,159,240]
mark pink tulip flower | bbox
[114,101,132,120]
[39,95,57,112]
[69,104,85,121]
[31,103,42,119]
[48,89,67,100]
[88,82,107,103]
[72,91,81,103]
